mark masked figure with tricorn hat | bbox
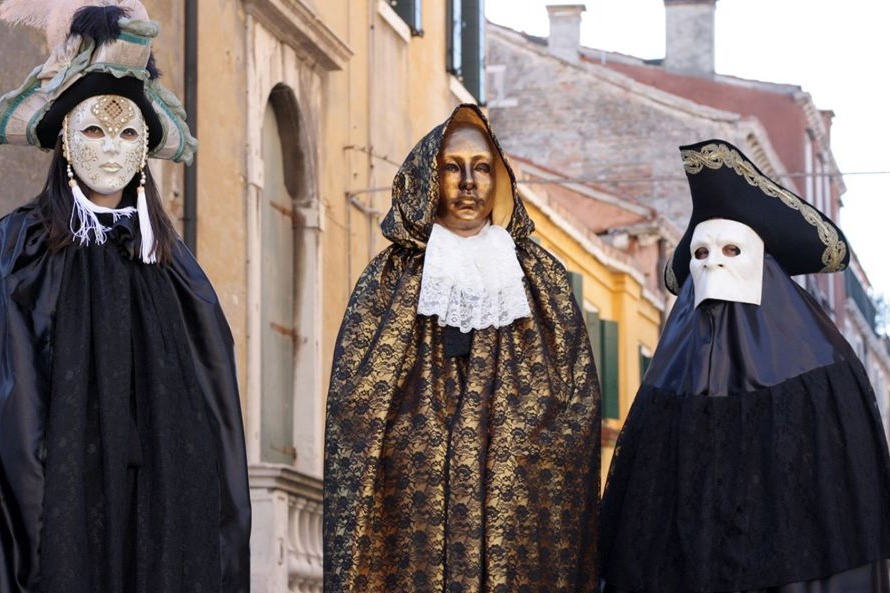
[600,139,890,593]
[0,2,250,592]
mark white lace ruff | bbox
[418,223,531,333]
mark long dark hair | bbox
[38,141,178,263]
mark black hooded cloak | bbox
[323,104,601,592]
[0,203,251,593]
[601,166,890,593]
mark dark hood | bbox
[381,103,535,249]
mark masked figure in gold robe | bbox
[324,104,601,592]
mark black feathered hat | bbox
[665,139,849,294]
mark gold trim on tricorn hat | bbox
[665,139,848,294]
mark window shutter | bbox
[639,346,652,384]
[260,102,296,464]
[390,0,423,36]
[585,310,602,374]
[568,270,584,308]
[445,0,486,103]
[446,0,462,75]
[460,0,485,103]
[601,319,620,419]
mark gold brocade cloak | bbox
[324,104,600,593]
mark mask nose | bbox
[459,164,476,191]
[103,135,121,155]
[703,251,728,269]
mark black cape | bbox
[0,203,251,593]
[600,256,890,593]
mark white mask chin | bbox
[689,218,764,307]
[64,95,146,197]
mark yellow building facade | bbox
[517,184,665,484]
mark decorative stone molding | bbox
[243,0,353,71]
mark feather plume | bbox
[70,5,125,46]
[0,0,58,30]
[0,0,148,49]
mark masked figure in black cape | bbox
[324,104,601,592]
[599,139,890,593]
[0,2,251,592]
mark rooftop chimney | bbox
[547,4,586,63]
[664,0,717,76]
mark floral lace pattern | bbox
[418,223,530,332]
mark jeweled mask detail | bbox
[689,218,764,307]
[63,95,147,196]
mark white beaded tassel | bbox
[135,119,156,263]
[135,185,155,262]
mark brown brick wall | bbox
[487,31,745,232]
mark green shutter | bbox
[585,310,602,374]
[639,346,652,384]
[390,0,423,36]
[601,319,620,419]
[567,270,583,308]
[446,0,462,75]
[444,0,485,103]
[460,0,486,103]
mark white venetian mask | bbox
[64,95,147,197]
[689,218,764,307]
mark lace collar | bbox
[418,222,531,332]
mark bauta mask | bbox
[689,218,764,307]
[63,94,147,196]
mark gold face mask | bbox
[435,123,496,237]
[64,95,147,197]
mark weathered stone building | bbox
[487,0,890,443]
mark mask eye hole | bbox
[694,246,709,260]
[723,244,741,257]
[81,125,104,139]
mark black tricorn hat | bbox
[665,139,849,294]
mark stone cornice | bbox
[663,0,717,5]
[243,0,353,71]
[249,463,323,501]
[795,90,846,195]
